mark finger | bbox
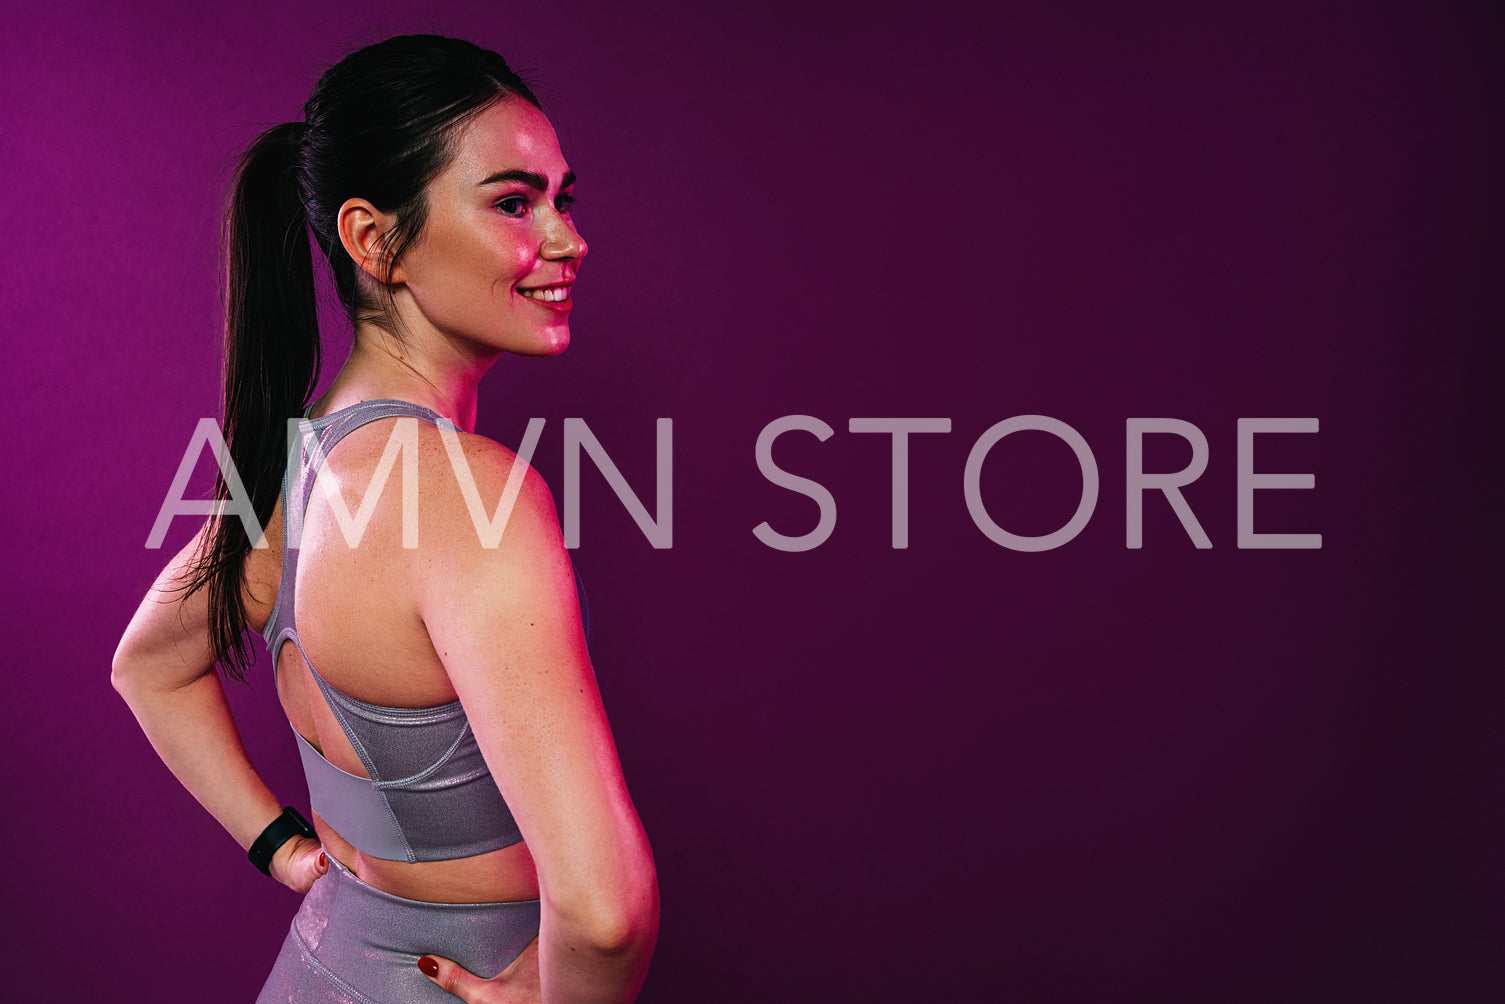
[418,954,483,1002]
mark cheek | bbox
[484,238,538,304]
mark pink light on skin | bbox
[384,98,587,366]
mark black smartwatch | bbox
[247,806,317,876]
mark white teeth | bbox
[522,286,569,302]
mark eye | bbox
[555,193,576,214]
[495,195,528,217]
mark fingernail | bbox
[418,956,439,978]
[318,851,327,870]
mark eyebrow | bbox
[476,169,577,190]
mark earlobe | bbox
[336,198,398,283]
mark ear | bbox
[336,198,404,284]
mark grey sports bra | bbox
[260,399,593,863]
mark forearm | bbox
[114,667,283,850]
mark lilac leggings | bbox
[255,855,540,1003]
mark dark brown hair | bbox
[185,35,540,682]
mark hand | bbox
[419,937,540,1003]
[268,834,328,894]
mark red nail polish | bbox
[418,956,439,978]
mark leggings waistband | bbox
[283,854,540,1001]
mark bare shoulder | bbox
[411,424,572,599]
[408,425,588,691]
[415,424,558,536]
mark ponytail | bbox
[178,35,542,682]
[185,121,321,682]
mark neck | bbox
[316,319,501,434]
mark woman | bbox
[112,34,658,1003]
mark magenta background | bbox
[2,0,1501,1000]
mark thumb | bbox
[289,841,327,889]
[270,836,327,894]
[418,953,485,1001]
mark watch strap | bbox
[247,806,317,876]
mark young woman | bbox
[112,34,658,1003]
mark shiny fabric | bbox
[259,399,594,863]
[256,854,540,1004]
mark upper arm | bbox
[416,436,653,923]
[114,493,283,691]
[113,526,218,690]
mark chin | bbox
[513,329,571,357]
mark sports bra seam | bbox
[314,684,464,719]
[372,721,474,789]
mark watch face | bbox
[287,806,316,836]
[282,806,314,842]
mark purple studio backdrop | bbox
[2,1,1500,1001]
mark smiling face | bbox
[391,98,586,360]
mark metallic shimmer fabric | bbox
[256,854,540,1003]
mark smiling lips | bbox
[520,283,572,305]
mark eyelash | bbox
[495,194,577,217]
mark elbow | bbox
[590,885,660,958]
[110,636,148,699]
[554,857,660,957]
[110,649,136,698]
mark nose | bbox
[540,210,586,262]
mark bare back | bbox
[243,413,553,904]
